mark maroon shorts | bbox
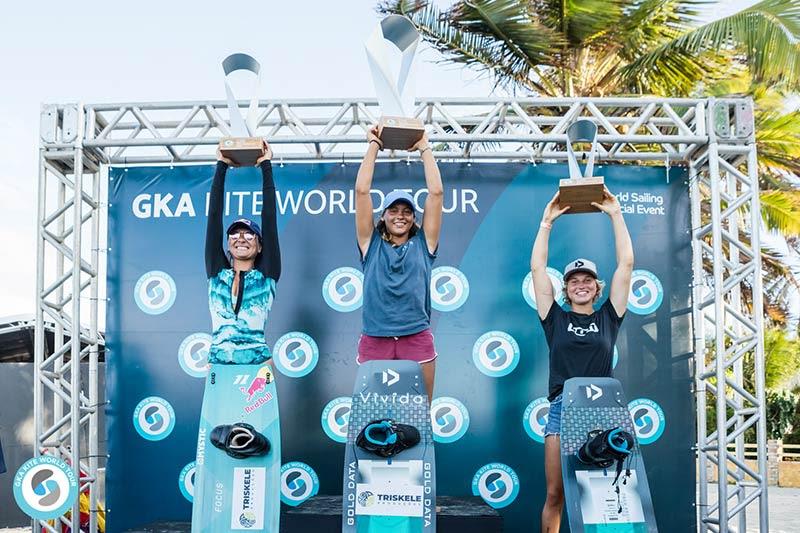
[357,328,437,364]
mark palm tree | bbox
[380,0,800,323]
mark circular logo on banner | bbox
[177,333,211,378]
[134,271,176,315]
[321,397,352,443]
[472,331,521,377]
[178,461,196,502]
[627,270,664,315]
[522,268,564,310]
[13,456,79,520]
[430,397,470,443]
[132,396,175,441]
[628,398,666,445]
[273,332,319,378]
[430,267,470,312]
[523,397,550,443]
[280,462,319,506]
[471,463,520,509]
[358,490,376,507]
[322,267,363,312]
[612,345,619,369]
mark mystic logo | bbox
[239,366,274,403]
[567,322,599,337]
[430,266,470,312]
[132,396,175,441]
[280,462,319,506]
[523,397,550,443]
[430,397,470,443]
[627,270,664,315]
[522,268,565,310]
[322,267,364,312]
[133,270,176,315]
[471,463,520,509]
[177,333,211,378]
[472,331,521,377]
[273,332,319,378]
[178,461,196,502]
[321,397,352,443]
[358,490,376,507]
[585,384,603,401]
[13,456,79,520]
[628,398,666,445]
[381,368,400,387]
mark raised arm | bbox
[255,142,281,282]
[355,127,381,257]
[413,133,443,255]
[531,192,570,320]
[205,157,231,278]
[592,187,634,316]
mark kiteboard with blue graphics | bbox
[192,363,280,533]
[342,360,436,533]
[561,377,657,533]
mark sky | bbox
[0,0,770,321]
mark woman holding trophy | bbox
[530,188,634,532]
[353,127,444,400]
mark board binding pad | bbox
[342,360,436,533]
[192,363,280,533]
[561,377,658,533]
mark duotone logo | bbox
[523,397,550,443]
[280,462,319,506]
[522,267,564,310]
[471,463,520,509]
[178,461,196,502]
[322,267,363,312]
[134,270,176,315]
[472,331,521,377]
[132,396,175,441]
[178,333,211,378]
[321,397,352,443]
[273,332,319,378]
[13,456,79,520]
[431,397,470,444]
[430,266,470,312]
[628,398,666,445]
[627,269,664,315]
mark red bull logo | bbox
[240,367,273,403]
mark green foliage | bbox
[766,391,797,439]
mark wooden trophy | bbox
[559,119,604,214]
[219,53,266,166]
[366,15,425,151]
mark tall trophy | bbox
[218,53,265,166]
[559,119,604,213]
[365,15,425,150]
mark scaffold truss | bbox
[35,96,766,532]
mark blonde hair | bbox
[563,278,606,306]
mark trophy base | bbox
[219,137,265,167]
[558,177,605,214]
[378,116,425,151]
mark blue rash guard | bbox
[205,161,281,364]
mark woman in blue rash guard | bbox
[206,141,281,366]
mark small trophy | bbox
[219,53,265,166]
[365,15,425,150]
[559,119,604,214]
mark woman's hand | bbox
[591,186,622,216]
[410,131,430,153]
[255,140,273,165]
[216,146,237,167]
[542,191,570,224]
[367,126,383,150]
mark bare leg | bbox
[541,435,564,532]
[420,359,436,400]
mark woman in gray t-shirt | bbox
[353,126,444,400]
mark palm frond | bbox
[761,190,800,236]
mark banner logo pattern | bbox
[430,266,470,312]
[132,396,175,441]
[13,457,79,520]
[430,397,470,443]
[321,397,352,443]
[628,398,666,445]
[523,397,550,443]
[472,331,521,377]
[322,267,364,312]
[134,270,177,315]
[471,463,520,509]
[280,462,320,506]
[273,332,319,378]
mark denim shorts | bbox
[544,394,563,437]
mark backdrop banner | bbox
[106,161,693,532]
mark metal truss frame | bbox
[35,96,765,532]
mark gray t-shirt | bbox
[360,228,437,336]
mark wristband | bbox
[420,146,432,155]
[369,139,383,150]
[540,221,552,230]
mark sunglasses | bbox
[228,231,257,242]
